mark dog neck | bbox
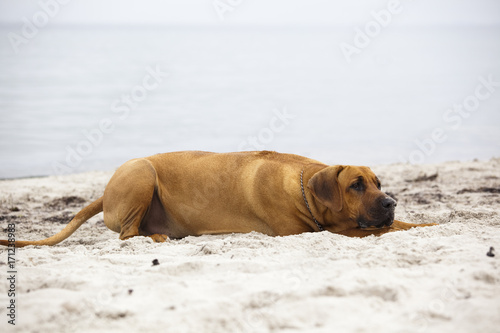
[300,169,325,232]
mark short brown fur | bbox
[0,151,436,247]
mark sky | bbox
[0,0,499,27]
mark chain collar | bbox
[300,169,325,232]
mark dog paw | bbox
[149,234,169,242]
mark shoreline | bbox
[0,158,499,332]
[1,155,498,181]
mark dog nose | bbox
[381,197,397,210]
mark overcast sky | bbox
[0,0,499,27]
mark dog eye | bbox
[350,182,362,191]
[377,181,381,190]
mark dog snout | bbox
[381,197,397,210]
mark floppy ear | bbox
[307,165,344,212]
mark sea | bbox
[0,25,499,179]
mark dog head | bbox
[307,165,396,229]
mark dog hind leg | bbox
[103,159,168,242]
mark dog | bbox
[0,151,435,247]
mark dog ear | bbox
[307,165,344,212]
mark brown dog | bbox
[0,151,435,247]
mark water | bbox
[1,26,499,178]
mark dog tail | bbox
[0,197,104,248]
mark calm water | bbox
[0,26,499,178]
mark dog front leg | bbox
[335,220,437,237]
[390,220,437,230]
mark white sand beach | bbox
[0,158,499,333]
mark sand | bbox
[0,158,499,333]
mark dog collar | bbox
[300,169,325,232]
